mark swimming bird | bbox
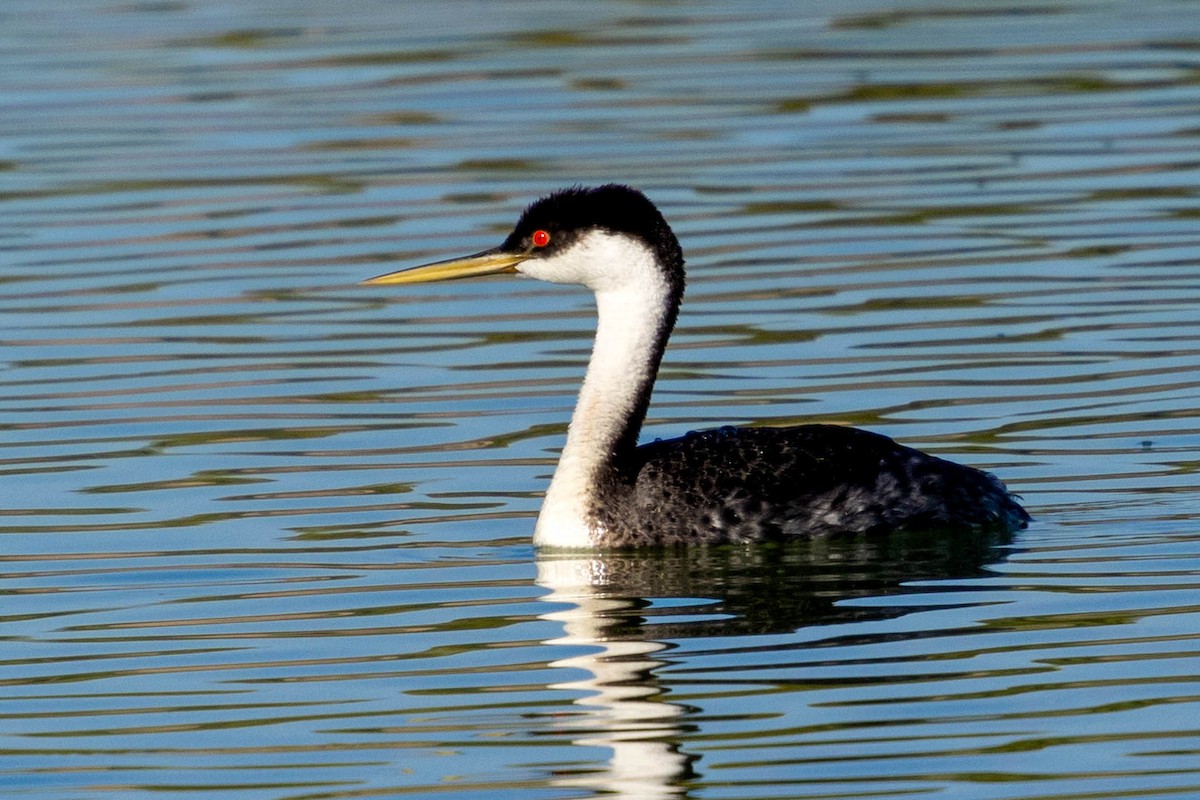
[365,185,1029,548]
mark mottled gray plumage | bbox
[596,424,1029,547]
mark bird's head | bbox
[363,184,684,297]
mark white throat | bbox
[527,232,674,548]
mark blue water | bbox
[2,1,1200,798]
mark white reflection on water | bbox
[539,557,690,799]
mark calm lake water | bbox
[3,1,1200,798]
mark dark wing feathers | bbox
[614,425,1027,545]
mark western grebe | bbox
[365,185,1029,548]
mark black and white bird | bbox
[365,185,1029,548]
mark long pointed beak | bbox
[362,248,527,286]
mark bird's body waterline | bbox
[365,185,1029,548]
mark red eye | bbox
[531,229,551,248]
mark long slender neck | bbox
[532,245,678,548]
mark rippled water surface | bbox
[3,1,1200,798]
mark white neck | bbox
[528,234,673,548]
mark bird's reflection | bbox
[536,529,1012,798]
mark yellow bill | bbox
[362,249,526,285]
